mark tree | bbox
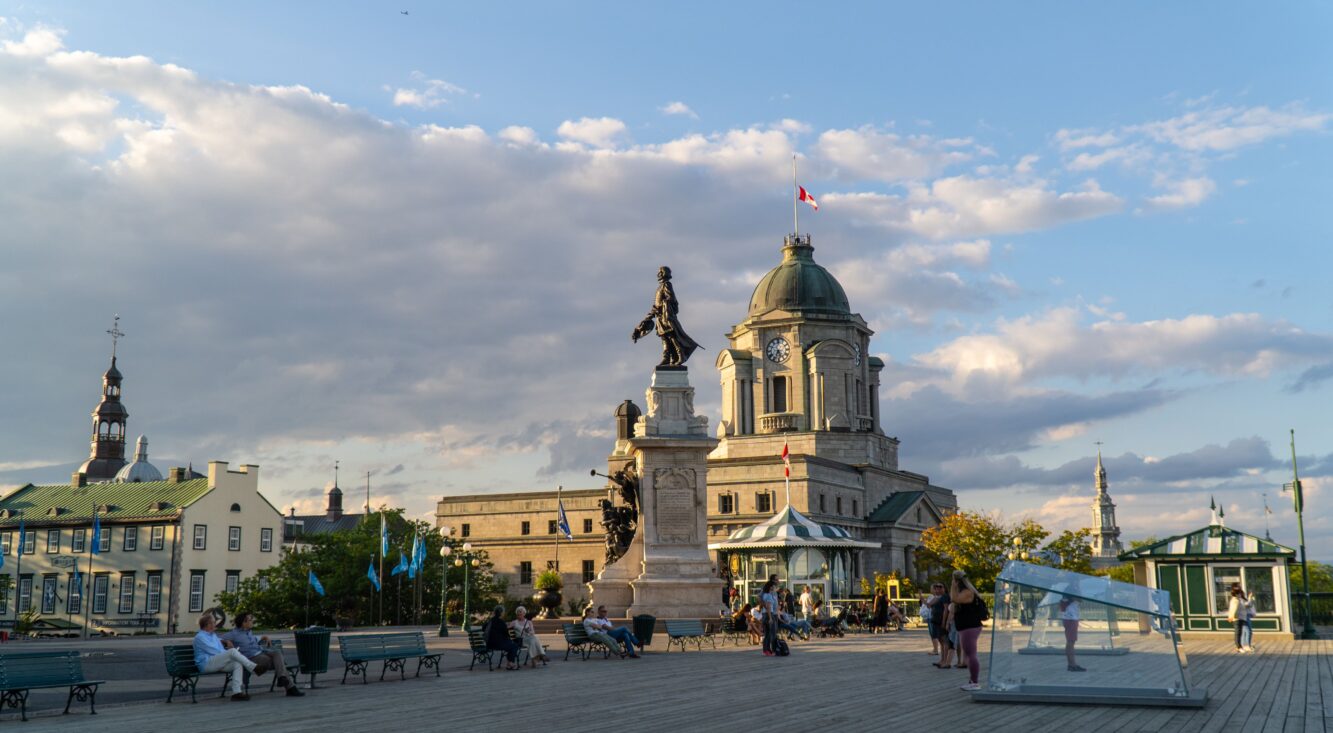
[918,511,1049,592]
[1101,537,1158,584]
[217,508,506,629]
[1289,561,1333,592]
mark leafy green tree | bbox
[1289,561,1333,592]
[1101,537,1158,584]
[217,508,505,629]
[918,511,1050,591]
[1044,528,1094,574]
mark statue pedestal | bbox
[625,367,723,618]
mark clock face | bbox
[766,337,790,363]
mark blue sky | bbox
[1,2,1332,555]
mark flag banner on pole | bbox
[781,440,791,477]
[367,561,381,592]
[408,534,421,579]
[391,552,409,576]
[797,185,818,211]
[380,513,389,557]
[415,533,426,568]
[90,513,101,556]
[557,499,573,540]
[16,518,23,557]
[308,570,325,596]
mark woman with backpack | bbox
[950,569,986,691]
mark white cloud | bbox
[1053,128,1120,151]
[659,101,697,119]
[555,116,628,148]
[1143,176,1216,211]
[1131,104,1331,152]
[815,126,981,182]
[1,27,63,57]
[390,72,470,109]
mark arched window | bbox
[230,503,242,513]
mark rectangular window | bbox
[71,529,85,553]
[772,376,788,413]
[583,519,593,533]
[46,529,60,554]
[582,560,596,584]
[97,529,110,554]
[1245,567,1276,614]
[719,494,734,514]
[852,500,858,517]
[118,572,136,614]
[1212,566,1242,615]
[123,526,138,552]
[260,528,273,552]
[41,575,57,614]
[0,581,8,615]
[188,572,205,613]
[92,575,109,614]
[836,497,843,515]
[548,519,558,535]
[150,525,165,551]
[146,573,162,614]
[521,521,530,536]
[22,532,35,556]
[225,571,240,594]
[17,576,32,613]
[461,524,470,538]
[228,527,241,551]
[67,572,83,615]
[519,561,533,585]
[756,492,772,514]
[1,532,10,555]
[819,494,826,512]
[193,525,206,550]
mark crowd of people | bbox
[920,570,986,692]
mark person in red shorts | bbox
[1059,596,1086,672]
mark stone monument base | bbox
[586,540,641,617]
[628,576,723,619]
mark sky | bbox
[1,2,1332,555]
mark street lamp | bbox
[438,544,453,637]
[454,542,478,631]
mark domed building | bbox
[708,233,957,597]
[115,435,164,483]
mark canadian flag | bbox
[797,185,818,211]
[781,440,791,478]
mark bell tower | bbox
[77,316,129,482]
[1089,445,1124,567]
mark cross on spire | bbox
[106,315,125,359]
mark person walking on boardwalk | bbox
[760,579,780,656]
[951,570,986,691]
[1058,596,1085,672]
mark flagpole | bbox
[305,566,311,628]
[14,511,22,623]
[83,510,93,639]
[792,155,799,236]
[1290,429,1317,640]
[555,485,561,575]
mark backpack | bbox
[774,638,790,656]
[975,595,990,622]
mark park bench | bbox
[718,617,748,646]
[561,623,613,661]
[338,631,441,684]
[0,651,102,721]
[465,627,530,671]
[164,641,300,702]
[664,620,715,652]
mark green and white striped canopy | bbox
[708,505,880,551]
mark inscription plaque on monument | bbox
[654,468,696,544]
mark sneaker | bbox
[1067,665,1087,672]
[960,683,981,691]
[231,693,251,701]
[285,686,306,697]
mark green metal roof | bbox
[748,238,851,317]
[0,479,212,527]
[867,491,925,523]
[1118,524,1294,561]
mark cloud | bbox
[389,71,471,109]
[830,240,1004,325]
[1288,362,1333,393]
[1142,176,1217,211]
[556,116,628,148]
[814,126,984,182]
[1131,104,1331,152]
[659,101,697,119]
[1,27,63,57]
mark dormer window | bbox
[46,508,65,517]
[97,504,115,514]
[230,503,241,513]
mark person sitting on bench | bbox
[485,605,522,670]
[582,607,626,657]
[222,612,305,696]
[194,613,260,701]
[593,605,642,657]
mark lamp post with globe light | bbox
[454,542,478,631]
[438,526,453,637]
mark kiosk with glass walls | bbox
[974,561,1206,707]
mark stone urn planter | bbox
[532,589,563,619]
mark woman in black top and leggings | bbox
[951,570,984,691]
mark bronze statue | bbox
[632,265,701,367]
[598,498,638,565]
[591,464,639,513]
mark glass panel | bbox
[987,562,1192,702]
[1213,566,1241,615]
[1244,567,1276,613]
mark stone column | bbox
[623,367,723,619]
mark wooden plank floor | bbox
[12,631,1332,732]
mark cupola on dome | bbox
[115,435,163,483]
[747,234,851,317]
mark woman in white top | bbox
[510,606,549,666]
[1227,584,1255,653]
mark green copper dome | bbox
[747,234,851,317]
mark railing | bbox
[1289,592,1333,626]
[759,413,798,432]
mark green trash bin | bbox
[632,614,656,648]
[293,627,332,688]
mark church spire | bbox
[77,316,130,482]
[1089,442,1123,567]
[1094,442,1108,494]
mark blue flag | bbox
[308,570,325,596]
[557,499,573,540]
[391,552,409,576]
[367,561,381,592]
[380,513,389,557]
[16,517,24,557]
[408,533,421,579]
[72,561,81,598]
[90,513,101,556]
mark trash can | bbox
[632,614,656,648]
[293,627,332,688]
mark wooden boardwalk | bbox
[11,630,1333,732]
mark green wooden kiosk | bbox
[1119,513,1295,638]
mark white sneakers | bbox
[960,682,981,691]
[1236,646,1256,653]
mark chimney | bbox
[71,472,87,487]
[168,467,183,483]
